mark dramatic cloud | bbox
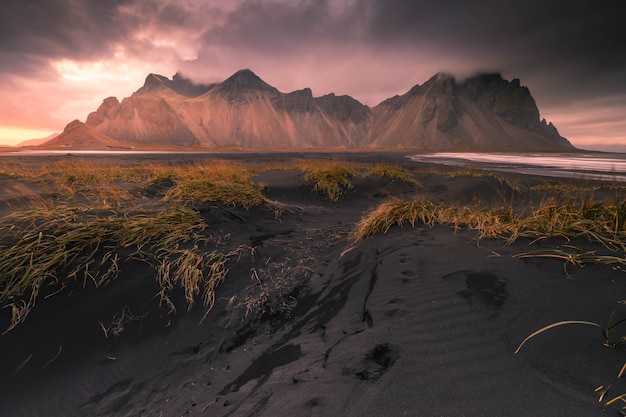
[0,0,624,148]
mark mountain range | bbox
[38,69,574,151]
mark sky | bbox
[0,0,624,150]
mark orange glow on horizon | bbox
[0,127,56,146]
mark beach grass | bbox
[0,159,267,208]
[415,165,522,192]
[0,202,238,332]
[0,159,272,332]
[0,158,426,331]
[515,305,626,409]
[159,161,266,207]
[2,157,624,333]
[353,196,626,270]
[301,162,357,201]
[531,179,626,193]
[290,160,420,201]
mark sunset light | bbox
[0,127,56,146]
[0,0,623,150]
[54,59,124,83]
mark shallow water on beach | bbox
[410,152,626,182]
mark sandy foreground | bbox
[1,152,626,416]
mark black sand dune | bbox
[1,152,625,416]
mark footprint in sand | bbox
[384,298,408,319]
[397,254,411,264]
[353,343,400,381]
[443,270,509,308]
[399,270,416,283]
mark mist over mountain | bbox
[47,69,574,151]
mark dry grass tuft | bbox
[353,196,626,271]
[416,166,522,192]
[0,158,285,332]
[0,203,238,332]
[353,199,439,240]
[160,161,265,207]
[287,159,420,201]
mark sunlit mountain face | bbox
[36,70,574,152]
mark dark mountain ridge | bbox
[134,73,215,98]
[48,69,574,151]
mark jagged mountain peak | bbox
[460,73,538,130]
[407,72,455,93]
[134,74,170,95]
[134,73,213,98]
[226,68,264,83]
[426,72,456,83]
[420,72,457,94]
[314,93,371,123]
[460,73,527,102]
[216,69,278,99]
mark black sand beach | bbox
[1,152,626,416]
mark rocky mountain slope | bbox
[39,120,134,150]
[368,73,571,150]
[50,69,575,151]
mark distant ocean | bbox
[409,152,626,182]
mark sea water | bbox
[409,152,626,182]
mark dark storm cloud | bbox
[367,0,623,62]
[0,0,135,76]
[3,0,622,95]
[364,0,626,103]
[199,0,369,53]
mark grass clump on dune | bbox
[416,166,521,192]
[0,203,237,332]
[302,163,357,202]
[291,160,420,201]
[353,199,441,240]
[353,197,626,271]
[364,163,421,186]
[355,197,626,243]
[0,159,270,332]
[532,179,626,193]
[160,161,265,208]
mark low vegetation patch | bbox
[290,160,420,201]
[0,159,272,332]
[354,197,626,271]
[515,302,626,410]
[0,159,267,208]
[416,165,521,192]
[159,161,265,207]
[0,203,239,332]
[302,163,357,201]
[0,158,422,331]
